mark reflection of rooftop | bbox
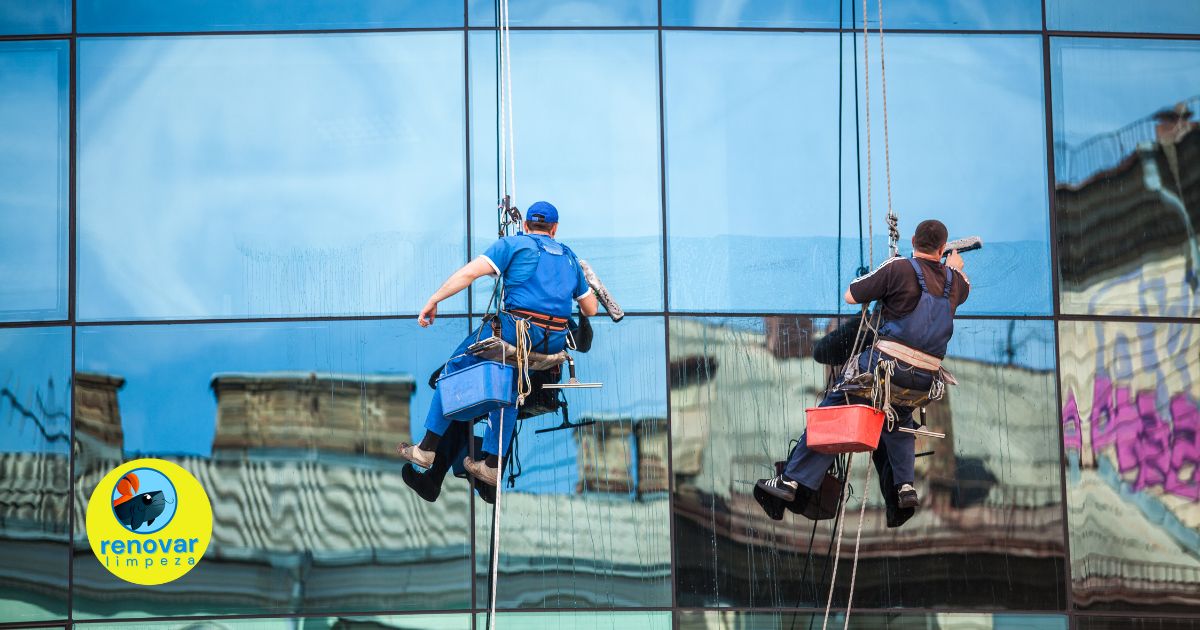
[211,371,416,458]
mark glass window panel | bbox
[664,32,842,313]
[72,319,472,618]
[77,1,459,34]
[672,317,1064,609]
[678,611,1068,629]
[474,317,670,608]
[0,40,69,322]
[0,326,71,623]
[845,34,1051,316]
[477,611,671,629]
[469,0,655,27]
[468,31,662,312]
[1048,0,1200,36]
[1060,320,1200,613]
[842,0,1041,31]
[77,33,466,321]
[0,0,70,35]
[662,0,839,28]
[1051,38,1200,318]
[1078,617,1200,630]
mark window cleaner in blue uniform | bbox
[397,201,599,487]
[757,220,970,514]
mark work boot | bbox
[897,483,919,509]
[401,464,441,503]
[396,442,435,468]
[463,457,499,487]
[756,475,798,503]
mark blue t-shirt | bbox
[480,234,589,299]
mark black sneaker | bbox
[897,483,919,509]
[753,484,786,521]
[402,463,441,503]
[756,475,799,503]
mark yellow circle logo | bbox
[86,458,212,585]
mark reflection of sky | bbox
[77,33,467,321]
[76,319,468,457]
[1053,39,1200,146]
[664,0,1040,29]
[469,31,663,311]
[665,32,1050,315]
[469,0,655,26]
[1049,0,1200,35]
[842,0,1040,30]
[0,41,68,321]
[0,1,69,35]
[0,326,71,454]
[77,0,458,33]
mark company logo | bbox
[87,458,212,585]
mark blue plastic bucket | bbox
[437,360,516,421]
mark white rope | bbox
[489,3,514,626]
[821,453,854,630]
[842,457,874,630]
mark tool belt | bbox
[875,339,941,372]
[506,308,569,332]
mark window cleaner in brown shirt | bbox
[757,220,969,521]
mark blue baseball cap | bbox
[526,201,559,223]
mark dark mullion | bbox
[74,26,463,38]
[0,33,71,41]
[656,0,678,614]
[0,319,71,329]
[66,0,77,617]
[1042,0,1074,615]
[1046,29,1200,40]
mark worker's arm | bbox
[843,257,897,306]
[418,257,495,327]
[577,291,599,317]
[844,288,858,305]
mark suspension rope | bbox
[487,2,515,628]
[821,453,854,630]
[877,0,898,258]
[862,0,873,269]
[841,458,874,630]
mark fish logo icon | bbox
[110,468,176,534]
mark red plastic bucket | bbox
[805,404,885,454]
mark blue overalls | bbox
[423,234,582,457]
[785,258,954,490]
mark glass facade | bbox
[1,1,1198,629]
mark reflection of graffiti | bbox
[1063,377,1200,500]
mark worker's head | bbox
[524,200,559,237]
[912,219,949,256]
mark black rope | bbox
[836,0,844,316]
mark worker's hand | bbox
[945,249,964,272]
[418,301,438,327]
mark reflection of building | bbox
[1057,99,1200,314]
[68,368,668,612]
[575,417,668,495]
[211,372,415,457]
[74,372,126,447]
[669,318,1065,607]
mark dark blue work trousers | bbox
[783,350,933,490]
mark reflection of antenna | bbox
[1,377,70,443]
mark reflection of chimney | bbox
[574,418,668,496]
[211,372,415,457]
[1154,102,1195,145]
[764,316,814,360]
[73,372,126,446]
